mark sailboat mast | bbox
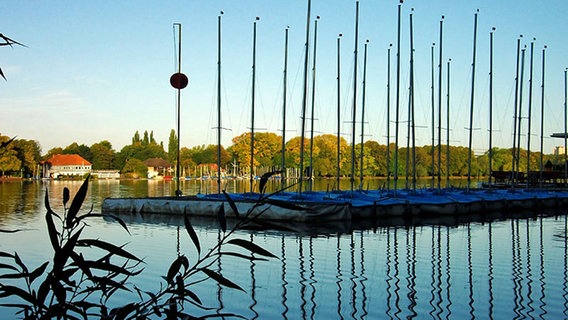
[431,43,435,189]
[217,13,222,194]
[539,45,546,189]
[336,34,342,190]
[409,10,416,190]
[511,35,523,187]
[446,58,451,188]
[437,16,444,191]
[516,46,526,183]
[170,22,186,196]
[394,1,402,195]
[488,28,495,189]
[466,10,478,192]
[359,39,369,190]
[386,44,392,190]
[526,39,535,188]
[309,16,320,192]
[281,27,289,190]
[299,0,311,195]
[350,0,360,194]
[564,69,568,188]
[405,9,413,189]
[250,17,260,193]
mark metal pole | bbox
[217,14,222,194]
[516,46,526,185]
[250,17,259,193]
[394,1,402,196]
[386,44,392,190]
[309,17,320,192]
[539,45,546,189]
[359,39,368,190]
[431,43,435,189]
[446,58,451,188]
[511,36,523,187]
[336,34,342,190]
[526,39,535,188]
[437,16,444,191]
[466,10,478,192]
[175,23,182,196]
[281,27,289,190]
[299,0,311,195]
[409,10,416,190]
[488,28,495,188]
[350,1,359,194]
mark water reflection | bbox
[3,181,568,318]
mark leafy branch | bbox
[0,175,277,319]
[0,33,26,80]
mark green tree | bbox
[168,129,178,165]
[132,130,141,144]
[44,147,64,160]
[229,132,282,171]
[13,139,41,177]
[90,140,115,170]
[121,158,148,178]
[0,135,20,176]
[63,142,92,162]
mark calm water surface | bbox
[1,179,568,319]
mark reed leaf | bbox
[13,252,27,273]
[76,239,142,262]
[0,251,14,258]
[227,239,277,258]
[222,190,240,218]
[200,268,244,292]
[66,175,90,229]
[72,260,136,277]
[28,261,49,284]
[217,251,269,261]
[63,187,70,207]
[166,256,188,285]
[45,211,60,252]
[110,302,138,319]
[0,262,19,272]
[183,210,200,255]
[54,227,84,271]
[0,285,36,304]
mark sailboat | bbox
[102,3,568,224]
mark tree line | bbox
[0,130,565,179]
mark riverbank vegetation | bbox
[1,131,565,179]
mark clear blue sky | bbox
[1,0,567,155]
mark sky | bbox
[1,0,567,156]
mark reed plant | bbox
[0,176,276,319]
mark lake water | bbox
[1,179,568,319]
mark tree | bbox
[63,142,92,162]
[44,147,64,160]
[0,135,20,176]
[229,132,282,172]
[132,130,141,144]
[168,129,178,165]
[13,139,41,177]
[121,158,148,178]
[90,141,115,170]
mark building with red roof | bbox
[43,154,92,179]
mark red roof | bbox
[47,154,91,166]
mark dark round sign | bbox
[170,72,189,89]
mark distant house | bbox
[43,154,92,179]
[143,158,172,179]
